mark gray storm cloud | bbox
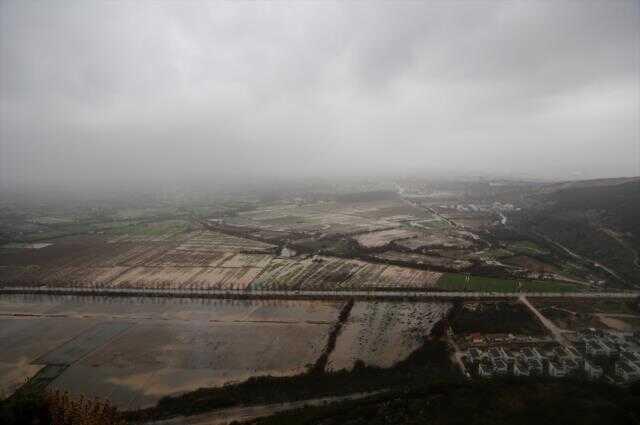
[1,1,638,189]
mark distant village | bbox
[461,329,640,384]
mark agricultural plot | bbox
[529,299,640,331]
[220,253,274,268]
[1,242,52,249]
[342,262,442,288]
[34,322,132,365]
[249,258,318,290]
[352,203,431,221]
[354,228,416,248]
[0,359,43,398]
[0,295,343,408]
[502,255,560,273]
[9,265,132,288]
[434,208,496,230]
[375,266,443,288]
[374,251,472,272]
[187,266,264,290]
[507,240,550,256]
[107,220,192,242]
[407,216,450,230]
[436,273,582,292]
[144,249,234,267]
[395,232,473,250]
[53,320,331,408]
[0,238,171,269]
[249,256,444,291]
[297,257,365,290]
[176,230,276,253]
[90,243,175,268]
[340,263,387,288]
[0,316,98,397]
[328,301,451,371]
[451,301,547,336]
[228,200,421,237]
[110,267,204,289]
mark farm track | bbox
[144,391,385,425]
[519,295,573,351]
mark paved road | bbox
[1,286,639,300]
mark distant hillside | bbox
[519,178,640,287]
[544,179,640,239]
[539,176,640,194]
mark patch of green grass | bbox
[508,240,549,255]
[483,249,514,259]
[258,215,309,225]
[409,218,449,230]
[106,220,190,237]
[436,273,581,293]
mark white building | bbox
[615,361,640,382]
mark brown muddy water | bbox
[0,294,449,409]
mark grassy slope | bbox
[530,180,640,285]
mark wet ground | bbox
[0,294,342,408]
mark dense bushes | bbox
[0,388,125,425]
[125,339,458,422]
[250,378,640,425]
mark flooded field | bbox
[0,295,341,408]
[0,294,450,409]
[328,301,451,371]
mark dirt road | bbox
[519,295,571,349]
[533,231,625,282]
[146,392,383,425]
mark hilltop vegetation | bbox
[518,179,640,287]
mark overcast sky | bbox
[1,1,638,189]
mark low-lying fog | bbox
[1,1,638,193]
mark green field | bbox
[507,240,549,255]
[409,218,449,230]
[436,273,582,292]
[106,220,191,237]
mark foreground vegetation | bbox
[125,335,458,422]
[249,379,640,425]
[0,388,125,425]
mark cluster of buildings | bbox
[463,330,640,384]
[575,329,640,384]
[463,345,602,380]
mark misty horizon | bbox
[1,1,639,191]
